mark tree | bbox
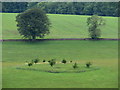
[87,15,105,39]
[49,59,56,67]
[86,62,92,68]
[34,58,39,64]
[43,60,46,62]
[61,59,67,64]
[16,8,51,40]
[73,63,78,69]
[28,62,33,66]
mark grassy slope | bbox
[2,40,118,88]
[2,40,118,62]
[1,13,118,39]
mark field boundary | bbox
[1,38,120,42]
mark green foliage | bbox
[61,59,67,64]
[70,61,72,63]
[27,2,39,9]
[16,8,51,40]
[28,62,33,66]
[2,2,118,17]
[34,58,39,64]
[86,62,92,68]
[2,2,28,13]
[87,15,105,39]
[73,63,78,69]
[43,60,46,62]
[37,2,118,17]
[49,59,56,67]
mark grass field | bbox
[2,40,118,88]
[1,13,118,88]
[1,13,118,39]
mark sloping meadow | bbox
[1,13,118,39]
[2,40,118,88]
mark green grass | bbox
[2,40,118,88]
[1,13,118,39]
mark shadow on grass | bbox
[16,67,100,73]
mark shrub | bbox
[70,61,72,63]
[61,59,67,64]
[49,59,56,67]
[28,62,33,66]
[43,60,46,62]
[86,62,92,68]
[34,58,39,64]
[73,63,78,69]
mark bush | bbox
[61,59,67,64]
[34,58,39,64]
[28,62,33,66]
[49,59,56,67]
[73,63,78,69]
[86,62,92,68]
[70,61,72,63]
[43,60,46,62]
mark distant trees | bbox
[2,2,118,17]
[2,2,28,13]
[37,2,118,17]
[16,8,51,40]
[87,15,105,39]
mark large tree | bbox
[87,15,105,39]
[16,8,51,40]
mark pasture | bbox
[2,40,118,88]
[1,13,118,39]
[1,13,118,88]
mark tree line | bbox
[2,2,119,17]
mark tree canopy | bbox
[87,15,105,39]
[2,2,118,17]
[16,8,51,40]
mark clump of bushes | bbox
[49,59,56,67]
[73,62,78,69]
[61,59,67,64]
[25,58,93,73]
[86,62,92,68]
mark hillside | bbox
[1,13,118,39]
